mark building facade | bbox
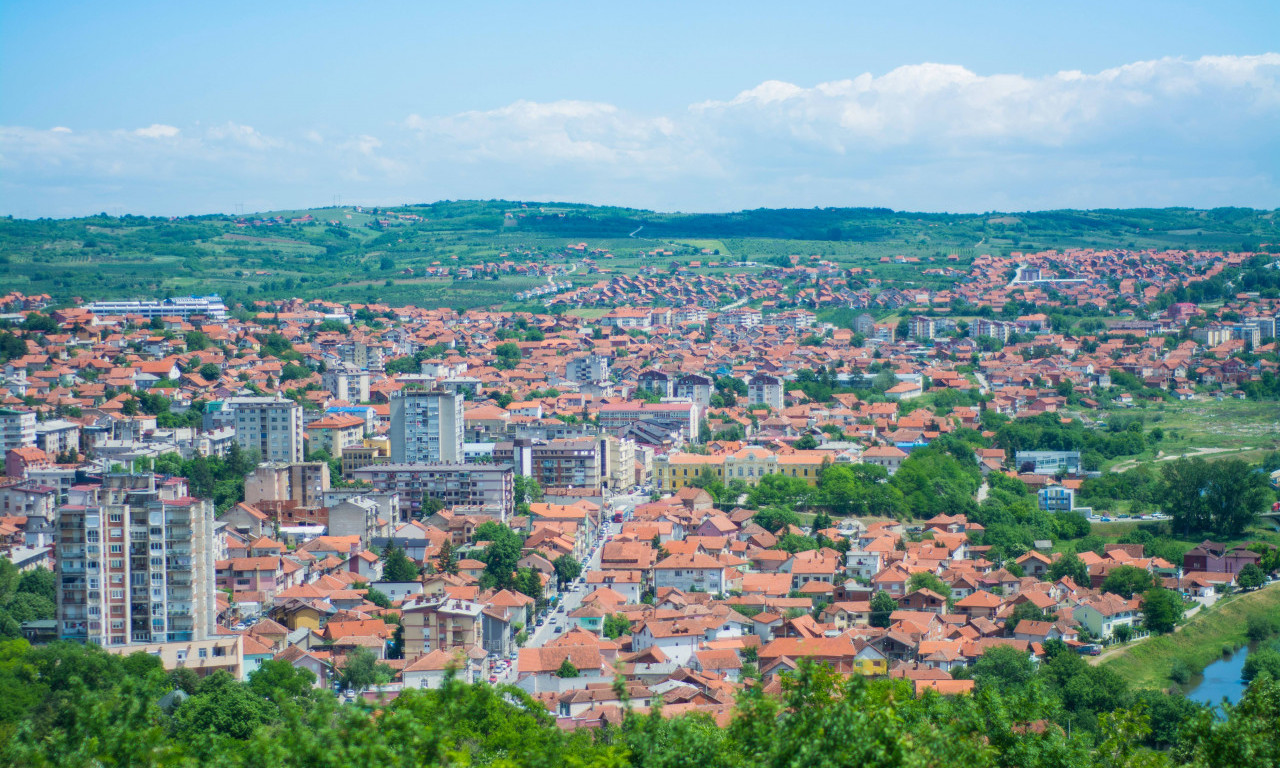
[57,474,215,647]
[390,389,464,464]
[0,408,36,453]
[351,463,514,520]
[230,397,304,463]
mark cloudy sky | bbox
[1,1,1277,218]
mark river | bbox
[1186,646,1250,708]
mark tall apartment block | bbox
[389,389,463,464]
[231,396,304,463]
[57,474,215,646]
[0,407,37,452]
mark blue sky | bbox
[2,1,1277,217]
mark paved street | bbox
[488,491,642,683]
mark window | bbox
[109,544,122,554]
[109,589,124,599]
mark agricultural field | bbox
[3,201,1276,310]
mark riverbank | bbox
[1101,584,1280,690]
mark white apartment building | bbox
[58,474,215,647]
[322,365,371,403]
[35,419,81,456]
[229,396,304,463]
[0,408,37,452]
[389,389,463,464]
[566,354,610,384]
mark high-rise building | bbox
[747,373,784,410]
[389,389,463,464]
[229,396,304,463]
[565,354,609,384]
[0,407,36,452]
[57,474,215,647]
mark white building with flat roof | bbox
[81,295,228,320]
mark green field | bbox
[1100,399,1280,474]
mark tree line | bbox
[1,637,1276,767]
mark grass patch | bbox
[1102,585,1280,690]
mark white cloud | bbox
[133,124,180,139]
[1,54,1278,216]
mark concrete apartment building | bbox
[565,354,609,384]
[400,595,485,656]
[304,413,365,458]
[0,408,36,452]
[321,365,371,404]
[105,633,244,681]
[493,438,602,491]
[57,474,215,647]
[673,373,713,408]
[34,419,81,457]
[747,373,784,410]
[636,369,672,398]
[350,463,514,520]
[229,396,304,463]
[389,389,464,464]
[244,462,331,509]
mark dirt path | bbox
[1111,445,1256,473]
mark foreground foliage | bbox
[3,639,1279,767]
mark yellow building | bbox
[655,446,830,492]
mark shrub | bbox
[1169,659,1192,685]
[1246,614,1279,643]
